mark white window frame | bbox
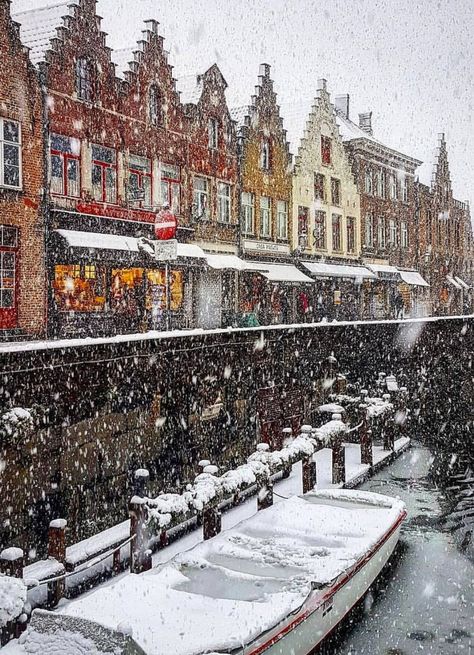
[217,182,231,223]
[241,191,255,234]
[402,177,409,202]
[365,168,373,195]
[260,196,271,237]
[389,218,397,246]
[128,153,152,208]
[365,213,374,248]
[276,200,288,239]
[0,118,22,190]
[193,175,210,220]
[401,221,408,248]
[160,163,180,213]
[389,174,398,200]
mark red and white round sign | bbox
[154,208,177,240]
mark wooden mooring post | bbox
[359,403,373,465]
[302,456,317,493]
[47,519,67,607]
[129,468,152,574]
[332,440,345,485]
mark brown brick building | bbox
[415,134,473,315]
[0,0,46,338]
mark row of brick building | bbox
[1,0,472,338]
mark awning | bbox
[205,254,246,270]
[54,229,140,252]
[367,264,402,281]
[244,261,314,283]
[177,243,207,259]
[454,276,470,290]
[446,275,462,290]
[398,270,429,287]
[301,261,376,280]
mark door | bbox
[0,226,19,329]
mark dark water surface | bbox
[320,443,474,655]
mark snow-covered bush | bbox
[0,574,27,628]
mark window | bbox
[208,118,218,149]
[0,226,18,310]
[298,206,309,248]
[260,139,270,170]
[0,119,21,189]
[377,216,386,248]
[128,154,152,207]
[314,211,326,249]
[160,163,180,213]
[373,170,381,197]
[149,85,163,126]
[332,214,342,251]
[402,177,409,202]
[365,168,373,194]
[401,221,408,248]
[389,174,398,200]
[91,144,117,203]
[388,218,397,246]
[217,182,231,223]
[50,134,80,197]
[321,135,331,165]
[365,213,374,247]
[260,196,271,236]
[193,176,210,220]
[314,173,325,201]
[380,170,386,198]
[54,264,105,312]
[276,200,288,239]
[76,58,93,101]
[347,216,356,253]
[331,178,341,206]
[241,192,255,234]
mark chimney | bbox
[358,112,373,136]
[317,78,327,92]
[259,63,270,78]
[335,94,350,120]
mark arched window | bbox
[149,85,163,126]
[76,58,93,101]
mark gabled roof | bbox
[230,105,251,130]
[176,74,203,105]
[13,2,77,66]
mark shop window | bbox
[260,196,271,237]
[54,264,105,312]
[314,173,325,201]
[149,85,163,126]
[92,144,117,204]
[110,268,143,315]
[332,214,342,251]
[298,206,309,248]
[128,154,152,207]
[241,191,255,234]
[0,119,21,189]
[0,226,18,312]
[401,221,408,248]
[50,134,80,197]
[208,118,218,149]
[193,176,210,220]
[146,269,183,314]
[347,216,356,253]
[276,200,288,239]
[365,213,374,247]
[260,139,271,171]
[160,163,180,213]
[321,135,331,165]
[76,58,93,102]
[314,211,326,249]
[331,178,341,206]
[217,182,231,223]
[377,216,386,248]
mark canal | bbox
[321,443,474,654]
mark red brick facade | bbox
[0,0,46,337]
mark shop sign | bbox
[334,289,341,305]
[154,239,178,261]
[243,239,290,255]
[76,201,156,224]
[155,208,177,240]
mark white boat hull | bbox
[244,512,405,655]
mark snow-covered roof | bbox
[13,2,77,66]
[55,229,140,252]
[230,105,251,130]
[398,270,429,287]
[176,74,203,105]
[335,111,378,144]
[244,262,314,283]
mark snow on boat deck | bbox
[51,490,405,655]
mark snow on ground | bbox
[31,490,404,655]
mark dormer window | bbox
[208,118,218,149]
[76,57,93,102]
[260,139,270,170]
[149,84,163,126]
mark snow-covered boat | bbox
[8,489,406,655]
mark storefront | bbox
[365,264,430,319]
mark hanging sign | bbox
[154,208,177,240]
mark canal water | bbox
[321,442,474,655]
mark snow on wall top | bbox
[13,2,77,66]
[110,46,135,79]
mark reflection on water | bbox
[316,443,474,654]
